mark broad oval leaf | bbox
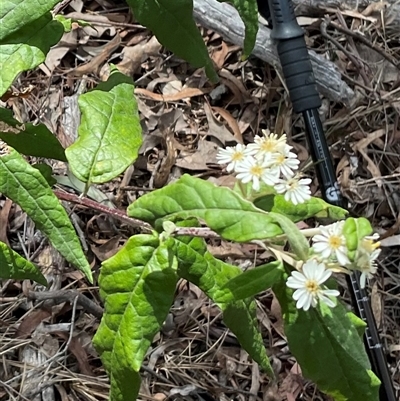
[0,241,47,285]
[254,194,348,222]
[126,0,217,82]
[93,234,178,401]
[0,0,60,41]
[65,68,142,184]
[128,174,282,242]
[0,14,63,97]
[0,147,92,282]
[0,108,66,161]
[274,280,380,401]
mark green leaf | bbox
[0,147,92,282]
[0,241,47,285]
[172,233,274,377]
[216,261,284,302]
[343,217,373,252]
[54,15,73,32]
[218,0,258,57]
[33,163,57,187]
[128,174,282,242]
[269,212,310,261]
[0,0,60,41]
[93,234,178,401]
[347,311,366,339]
[0,13,64,97]
[126,0,218,82]
[65,67,142,185]
[254,194,348,222]
[0,108,66,161]
[274,280,380,401]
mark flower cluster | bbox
[286,221,381,311]
[216,130,311,205]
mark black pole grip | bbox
[276,38,321,113]
[265,0,321,113]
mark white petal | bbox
[302,260,319,279]
[291,271,307,282]
[318,293,336,308]
[318,268,332,284]
[313,263,328,282]
[336,249,350,266]
[293,288,308,301]
[360,272,367,289]
[322,289,340,297]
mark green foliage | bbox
[65,68,142,185]
[128,174,283,242]
[0,2,382,400]
[254,193,348,222]
[0,147,92,282]
[0,108,67,161]
[269,212,310,260]
[0,241,47,285]
[93,233,178,401]
[218,0,258,57]
[126,0,218,82]
[217,260,284,302]
[274,280,380,401]
[0,0,60,41]
[172,231,274,376]
[0,10,63,97]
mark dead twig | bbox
[328,19,400,71]
[27,289,103,319]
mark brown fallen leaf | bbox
[204,102,237,144]
[55,331,94,376]
[0,198,12,246]
[117,36,161,76]
[134,86,212,102]
[16,309,52,339]
[175,139,219,170]
[212,106,243,143]
[371,282,382,329]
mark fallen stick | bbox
[193,0,356,107]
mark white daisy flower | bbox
[235,156,279,191]
[312,221,350,266]
[286,259,340,311]
[275,174,312,205]
[216,144,253,172]
[356,248,380,288]
[354,233,381,288]
[247,130,287,160]
[271,145,300,178]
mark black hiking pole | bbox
[256,0,396,399]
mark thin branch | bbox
[54,189,221,238]
[27,289,103,319]
[53,189,153,232]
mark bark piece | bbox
[193,0,357,107]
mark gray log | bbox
[193,0,357,107]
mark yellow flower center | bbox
[260,139,277,152]
[328,235,342,250]
[288,179,299,190]
[305,279,320,294]
[276,154,286,165]
[231,151,244,161]
[250,165,264,177]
